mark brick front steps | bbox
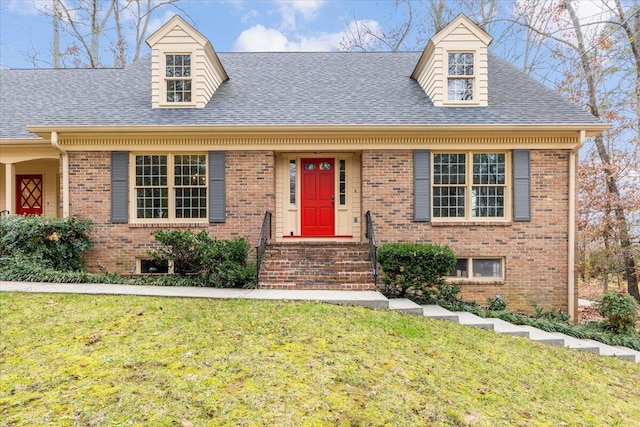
[258,242,376,290]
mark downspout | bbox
[568,130,586,321]
[51,131,70,218]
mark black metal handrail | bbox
[255,210,272,284]
[364,211,378,287]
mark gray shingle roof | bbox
[0,51,602,139]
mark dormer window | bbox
[447,52,474,101]
[166,54,192,103]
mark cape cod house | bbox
[0,14,607,318]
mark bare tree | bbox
[33,0,184,68]
[513,0,640,300]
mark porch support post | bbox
[51,131,69,218]
[4,163,15,214]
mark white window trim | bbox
[447,257,505,283]
[443,50,480,106]
[129,153,208,224]
[159,51,197,108]
[431,150,511,223]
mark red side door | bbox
[301,158,334,236]
[16,175,43,216]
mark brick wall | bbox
[362,149,571,314]
[67,151,275,274]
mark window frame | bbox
[160,51,196,107]
[445,51,477,104]
[129,153,208,224]
[431,150,511,222]
[447,257,505,282]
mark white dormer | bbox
[411,14,492,107]
[146,15,228,109]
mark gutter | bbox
[27,123,610,139]
[568,130,587,320]
[51,131,70,218]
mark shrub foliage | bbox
[149,229,255,288]
[377,242,457,303]
[599,291,638,335]
[0,214,92,271]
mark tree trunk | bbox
[564,0,639,302]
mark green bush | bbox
[377,242,457,303]
[0,255,124,284]
[0,214,92,271]
[149,230,255,288]
[599,291,638,335]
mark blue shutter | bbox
[513,150,531,221]
[111,152,129,223]
[209,151,226,223]
[414,150,431,222]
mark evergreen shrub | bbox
[377,242,457,303]
[0,214,92,271]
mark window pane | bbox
[448,258,469,278]
[448,78,473,101]
[472,186,505,217]
[339,159,346,205]
[472,259,502,278]
[136,188,167,219]
[434,153,465,185]
[448,53,474,76]
[473,153,505,185]
[433,187,465,218]
[289,160,296,205]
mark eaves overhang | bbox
[27,123,610,140]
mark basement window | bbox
[139,258,170,274]
[448,258,504,280]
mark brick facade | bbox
[362,149,571,314]
[67,150,275,274]
[65,147,572,314]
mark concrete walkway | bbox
[0,281,388,309]
[2,281,638,363]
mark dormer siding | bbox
[412,14,491,107]
[147,16,228,109]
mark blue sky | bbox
[0,0,403,68]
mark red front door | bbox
[16,175,43,216]
[301,158,334,236]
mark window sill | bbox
[129,222,209,228]
[447,278,505,286]
[430,220,512,227]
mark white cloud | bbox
[233,19,383,52]
[147,10,179,37]
[275,0,325,30]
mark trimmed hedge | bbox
[377,242,457,303]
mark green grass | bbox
[1,294,639,426]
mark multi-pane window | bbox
[174,155,207,219]
[339,160,346,205]
[165,54,192,102]
[289,160,296,205]
[433,152,507,219]
[134,154,207,221]
[448,258,504,280]
[447,52,474,101]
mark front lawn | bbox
[1,293,639,426]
